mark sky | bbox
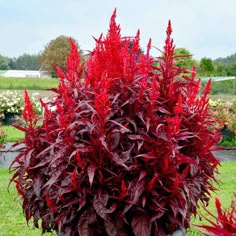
[0,0,235,60]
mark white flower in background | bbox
[0,90,43,115]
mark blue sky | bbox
[0,0,235,60]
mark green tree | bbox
[0,54,10,70]
[174,48,198,69]
[213,63,227,76]
[14,54,40,70]
[8,58,17,69]
[199,57,214,76]
[39,35,84,75]
[214,53,236,66]
[226,63,236,76]
[213,53,236,76]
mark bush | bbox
[202,79,236,95]
[209,98,236,143]
[10,10,220,236]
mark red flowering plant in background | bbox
[195,193,236,235]
[10,10,220,236]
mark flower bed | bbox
[0,90,24,115]
[209,98,236,144]
[0,91,43,124]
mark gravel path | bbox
[213,148,236,162]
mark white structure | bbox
[0,70,51,78]
[201,76,236,82]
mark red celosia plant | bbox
[10,10,220,235]
[195,193,236,235]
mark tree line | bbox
[0,36,84,75]
[0,35,235,77]
[174,48,236,77]
[0,53,40,70]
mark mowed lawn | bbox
[1,125,25,143]
[0,77,58,90]
[0,162,235,236]
[0,168,56,236]
[187,161,236,235]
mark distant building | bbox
[0,70,51,78]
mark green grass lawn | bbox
[0,77,59,90]
[0,169,56,236]
[0,162,235,235]
[1,125,25,142]
[187,162,236,235]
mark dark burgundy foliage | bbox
[10,10,220,235]
[196,193,236,236]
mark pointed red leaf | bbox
[87,163,96,187]
[131,214,151,236]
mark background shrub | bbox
[202,79,236,95]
